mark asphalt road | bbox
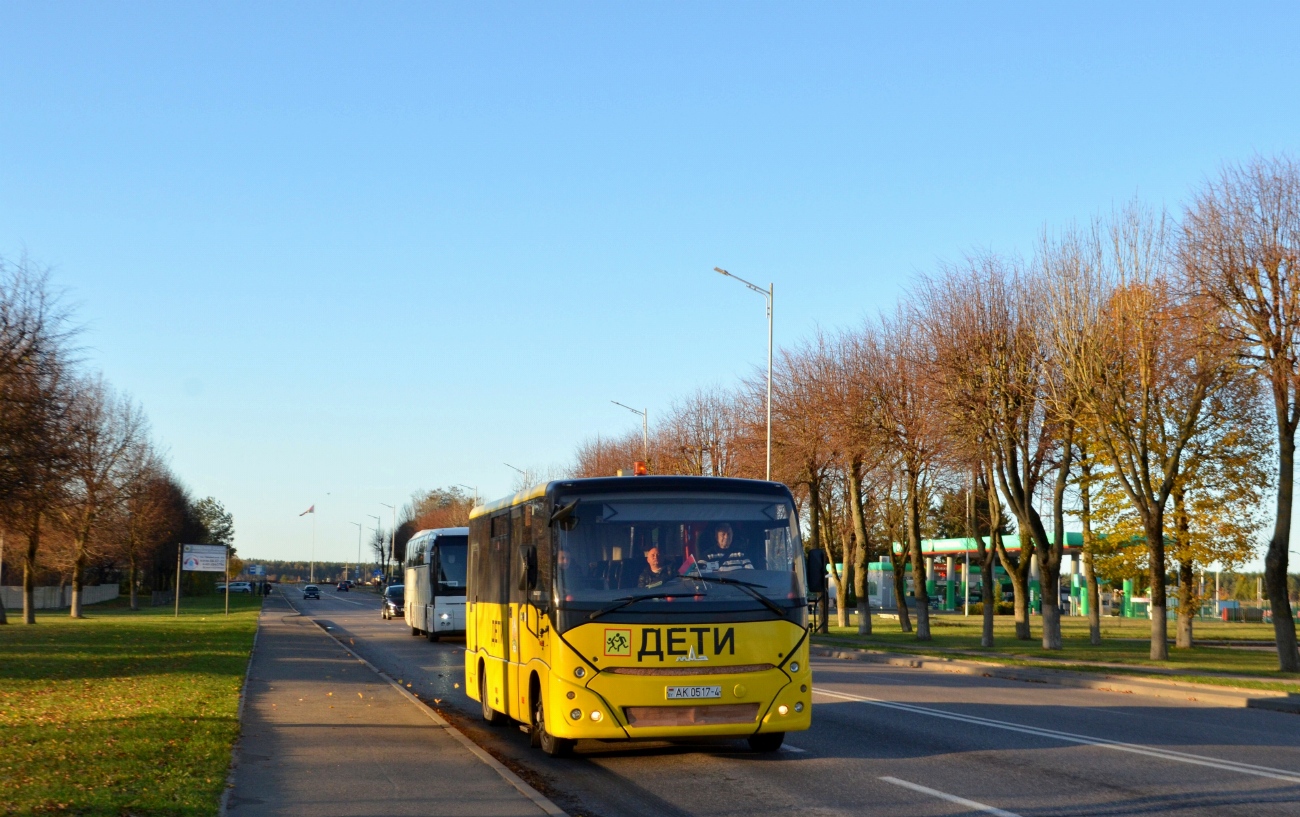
[282,585,1300,817]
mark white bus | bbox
[404,527,470,641]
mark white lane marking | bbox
[319,592,371,607]
[880,777,1022,817]
[780,744,807,754]
[814,687,1300,784]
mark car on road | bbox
[302,584,321,599]
[336,581,349,591]
[381,584,404,620]
[228,581,253,594]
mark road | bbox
[282,585,1300,817]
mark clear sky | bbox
[2,3,1298,566]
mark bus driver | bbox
[638,544,675,587]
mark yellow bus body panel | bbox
[466,605,811,742]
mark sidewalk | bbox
[226,594,555,817]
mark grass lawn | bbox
[815,613,1300,693]
[0,593,261,816]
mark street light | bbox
[504,463,527,477]
[457,484,479,506]
[714,266,773,481]
[611,401,648,464]
[368,514,384,583]
[348,521,363,583]
[380,502,397,584]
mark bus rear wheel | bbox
[532,697,573,758]
[426,629,440,642]
[747,732,784,753]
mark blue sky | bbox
[2,3,1297,565]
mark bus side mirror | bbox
[518,545,538,592]
[806,548,828,594]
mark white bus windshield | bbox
[555,494,806,609]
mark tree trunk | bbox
[848,470,872,636]
[129,551,139,611]
[1147,509,1169,661]
[70,529,90,619]
[905,469,931,641]
[1177,560,1195,649]
[833,525,850,628]
[892,554,911,633]
[981,548,996,647]
[22,513,40,625]
[1079,463,1102,646]
[996,541,1032,640]
[1266,432,1300,671]
[1083,551,1101,646]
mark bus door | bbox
[510,500,547,723]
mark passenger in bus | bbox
[637,544,676,588]
[557,547,600,591]
[698,523,754,572]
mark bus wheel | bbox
[411,626,421,636]
[534,698,574,758]
[747,732,784,753]
[426,630,440,642]
[479,663,506,726]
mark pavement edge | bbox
[219,599,264,817]
[308,618,569,817]
[812,645,1300,713]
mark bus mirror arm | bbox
[550,500,579,526]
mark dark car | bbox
[381,584,404,620]
[336,581,349,592]
[303,584,321,600]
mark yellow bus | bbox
[464,475,811,757]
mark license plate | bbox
[665,685,722,700]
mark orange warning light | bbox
[633,461,648,476]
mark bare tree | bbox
[1182,155,1300,671]
[59,378,147,618]
[0,256,77,624]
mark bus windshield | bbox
[555,493,806,612]
[435,538,468,595]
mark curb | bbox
[219,597,264,817]
[304,606,568,816]
[811,645,1300,713]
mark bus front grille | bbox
[604,664,775,676]
[624,703,760,727]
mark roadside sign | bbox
[373,570,383,578]
[182,544,227,572]
[247,565,265,576]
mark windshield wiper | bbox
[687,573,788,617]
[587,592,682,621]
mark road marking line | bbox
[321,592,371,607]
[814,687,1300,784]
[879,777,1022,817]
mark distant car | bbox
[336,581,349,592]
[382,584,405,620]
[228,581,253,594]
[303,584,321,600]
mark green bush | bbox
[968,601,1015,615]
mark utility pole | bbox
[714,267,773,481]
[611,401,649,464]
[381,502,397,583]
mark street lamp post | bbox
[611,401,648,464]
[380,502,396,584]
[457,484,479,506]
[349,521,363,583]
[368,514,384,583]
[714,267,773,481]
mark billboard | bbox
[182,544,227,573]
[246,564,265,576]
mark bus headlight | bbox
[789,662,800,673]
[777,705,789,716]
[570,709,582,721]
[589,711,603,722]
[574,667,586,679]
[439,613,450,621]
